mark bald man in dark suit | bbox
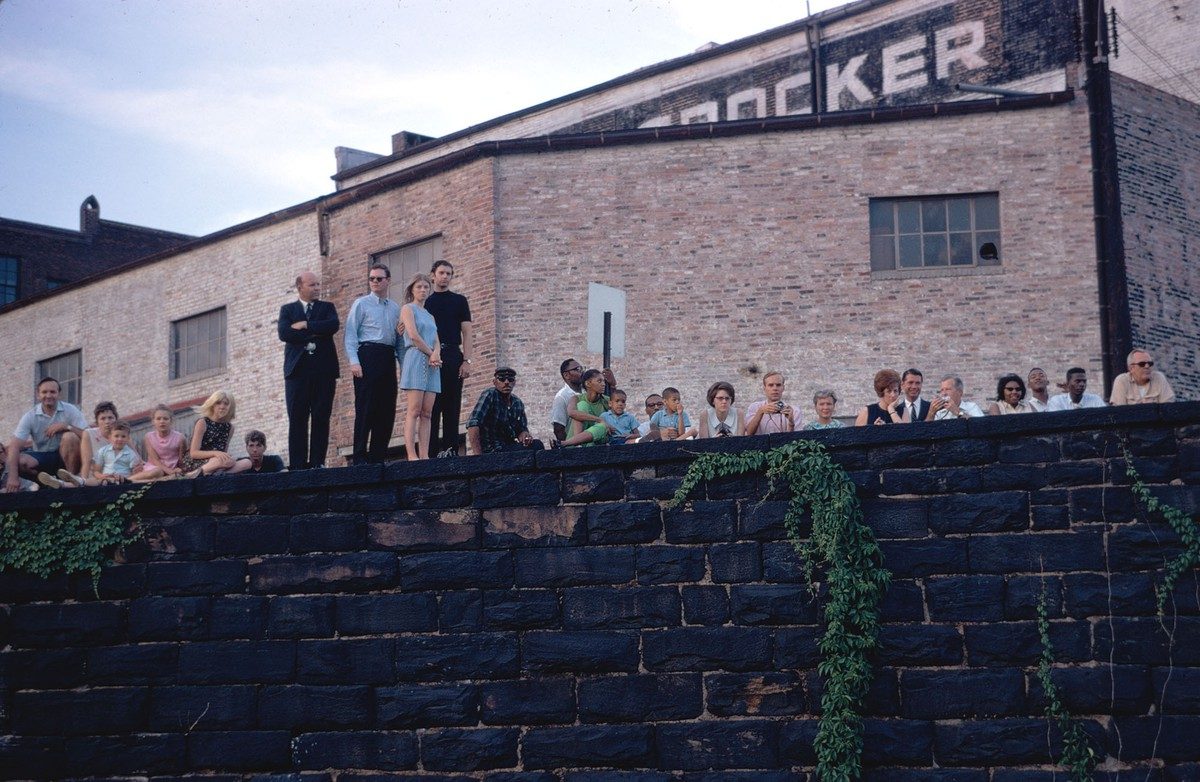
[278,271,340,469]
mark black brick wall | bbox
[1,403,1199,779]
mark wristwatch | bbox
[464,359,472,364]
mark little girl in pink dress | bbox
[131,405,187,482]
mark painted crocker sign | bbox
[555,0,1074,134]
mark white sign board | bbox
[586,282,626,358]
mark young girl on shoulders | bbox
[131,405,188,481]
[182,391,238,478]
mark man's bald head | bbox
[296,271,320,302]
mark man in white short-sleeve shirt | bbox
[4,377,86,493]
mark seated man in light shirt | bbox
[933,375,986,420]
[1110,349,1175,405]
[744,371,802,434]
[1047,367,1107,411]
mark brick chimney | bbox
[80,195,100,238]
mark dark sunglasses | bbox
[1003,386,1023,392]
[368,276,388,282]
[1132,361,1154,368]
[495,373,516,382]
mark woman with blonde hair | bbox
[182,390,237,477]
[398,273,442,460]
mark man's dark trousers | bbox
[353,343,397,463]
[431,348,463,454]
[286,374,336,469]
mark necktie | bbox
[304,302,313,319]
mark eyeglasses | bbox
[713,396,732,401]
[566,366,583,373]
[647,401,664,408]
[495,374,516,382]
[1132,361,1154,368]
[368,276,388,282]
[1003,386,1023,392]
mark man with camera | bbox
[744,371,803,434]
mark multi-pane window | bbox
[37,350,82,407]
[869,193,1000,272]
[170,307,227,380]
[1,256,19,305]
[373,235,443,305]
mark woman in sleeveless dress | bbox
[986,374,1034,415]
[182,391,237,477]
[855,369,903,426]
[398,273,442,460]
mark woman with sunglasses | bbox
[699,381,744,438]
[985,373,1033,415]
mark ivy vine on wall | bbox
[1122,447,1200,616]
[669,439,891,782]
[0,483,149,592]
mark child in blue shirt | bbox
[650,386,698,440]
[600,389,641,444]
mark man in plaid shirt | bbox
[466,367,544,454]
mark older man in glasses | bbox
[467,367,542,454]
[1110,349,1176,405]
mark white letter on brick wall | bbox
[726,88,767,120]
[882,34,929,95]
[639,114,672,129]
[936,20,987,80]
[773,72,812,115]
[826,54,873,109]
[681,101,718,124]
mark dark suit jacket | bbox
[278,299,340,379]
[898,398,930,422]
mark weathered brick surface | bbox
[1,403,1198,779]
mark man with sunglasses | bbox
[1110,349,1175,405]
[467,368,542,454]
[344,264,403,463]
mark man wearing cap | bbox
[466,368,543,454]
[1110,349,1176,405]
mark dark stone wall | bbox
[2,404,1199,780]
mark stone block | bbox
[729,584,821,626]
[209,595,268,639]
[421,727,520,771]
[215,516,289,555]
[88,642,179,684]
[515,547,635,587]
[1061,429,1122,460]
[928,492,1029,534]
[925,576,1005,622]
[472,472,559,508]
[1107,523,1184,569]
[878,538,969,577]
[860,497,929,539]
[738,500,800,540]
[129,595,210,641]
[760,541,806,583]
[394,633,519,681]
[482,589,560,630]
[12,687,147,735]
[997,436,1061,463]
[0,736,65,780]
[376,683,479,728]
[522,725,655,769]
[1026,665,1151,715]
[368,509,479,551]
[932,438,997,466]
[663,500,735,543]
[772,626,822,668]
[1095,617,1200,666]
[145,560,246,596]
[682,585,729,625]
[562,468,626,502]
[626,476,683,500]
[396,480,470,509]
[58,733,187,777]
[880,466,981,495]
[258,685,373,730]
[901,669,1024,718]
[82,563,146,600]
[1004,575,1062,620]
[1043,460,1104,487]
[248,553,399,594]
[9,601,125,647]
[587,501,662,544]
[334,593,439,635]
[399,550,513,590]
[484,506,585,547]
[708,542,762,582]
[869,443,937,470]
[440,590,483,632]
[578,673,702,722]
[0,648,86,689]
[293,731,417,771]
[934,718,1077,766]
[522,631,639,674]
[980,462,1048,491]
[564,773,673,782]
[179,640,295,684]
[267,595,335,638]
[1068,486,1137,523]
[329,486,398,511]
[142,516,216,560]
[859,718,936,766]
[657,720,779,769]
[642,627,772,671]
[1153,667,1200,713]
[636,545,706,585]
[480,677,576,725]
[148,685,257,731]
[964,620,1090,665]
[563,587,680,629]
[876,624,963,665]
[290,512,366,552]
[1030,504,1069,529]
[295,639,393,684]
[1111,716,1200,761]
[968,529,1105,574]
[705,671,806,716]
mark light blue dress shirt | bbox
[343,293,403,365]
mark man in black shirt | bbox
[425,260,473,457]
[231,430,286,473]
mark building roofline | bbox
[331,0,897,182]
[0,215,193,242]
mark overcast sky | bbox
[0,0,847,236]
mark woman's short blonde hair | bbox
[199,390,236,421]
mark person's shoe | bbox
[37,472,63,489]
[57,469,84,487]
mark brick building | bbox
[0,0,1195,465]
